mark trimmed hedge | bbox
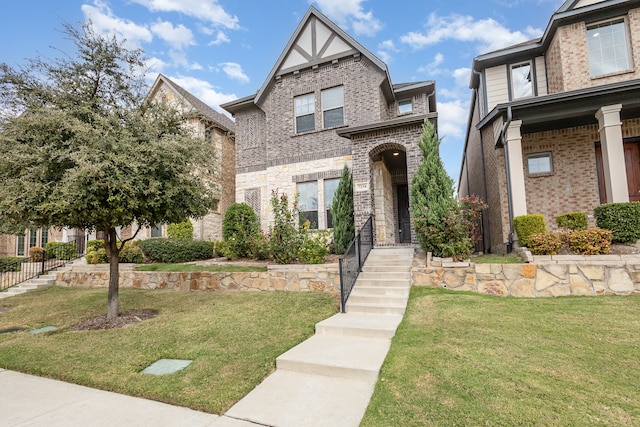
[85,240,144,264]
[568,228,612,255]
[527,232,563,255]
[223,203,260,258]
[513,214,546,247]
[45,241,76,260]
[0,257,25,272]
[594,202,640,243]
[167,221,194,240]
[138,238,214,263]
[556,212,588,231]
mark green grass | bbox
[135,264,267,272]
[362,287,640,426]
[0,287,337,413]
[473,253,523,264]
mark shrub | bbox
[527,232,563,255]
[87,239,105,253]
[513,214,547,247]
[268,191,304,264]
[0,257,24,272]
[167,221,194,240]
[214,240,230,258]
[138,238,214,263]
[223,203,260,258]
[45,241,77,260]
[119,242,145,263]
[29,246,44,262]
[556,212,588,231]
[298,230,330,264]
[331,165,354,254]
[248,232,270,260]
[594,202,640,243]
[568,228,612,255]
[86,248,108,264]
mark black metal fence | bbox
[338,215,373,312]
[0,236,85,292]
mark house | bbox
[222,7,437,246]
[458,0,640,253]
[118,74,237,242]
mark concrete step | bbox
[355,278,411,287]
[346,302,407,315]
[361,265,412,273]
[276,334,391,382]
[365,257,413,265]
[316,313,403,339]
[6,287,29,295]
[347,294,408,306]
[225,370,376,427]
[350,285,410,297]
[357,271,411,280]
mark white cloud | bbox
[312,0,383,37]
[168,75,237,113]
[417,53,445,75]
[401,13,543,53]
[145,56,170,74]
[208,31,230,46]
[377,39,397,63]
[81,0,152,49]
[437,99,469,141]
[132,0,239,29]
[151,20,194,50]
[219,62,249,83]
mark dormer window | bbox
[587,19,631,77]
[510,62,532,99]
[398,99,413,114]
[295,93,315,133]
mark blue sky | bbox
[1,0,565,181]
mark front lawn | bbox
[472,253,522,264]
[362,287,640,426]
[0,287,337,413]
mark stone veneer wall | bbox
[56,264,340,293]
[412,252,640,297]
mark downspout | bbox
[472,68,492,253]
[501,106,515,253]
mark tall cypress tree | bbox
[410,120,455,255]
[331,165,354,254]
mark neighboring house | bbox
[222,7,437,245]
[118,74,236,242]
[459,0,640,253]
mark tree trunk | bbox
[106,227,120,319]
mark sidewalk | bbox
[0,369,255,427]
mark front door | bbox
[397,184,411,243]
[595,139,640,203]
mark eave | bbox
[337,113,435,139]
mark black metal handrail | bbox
[338,215,373,312]
[0,236,85,292]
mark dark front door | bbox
[595,139,640,203]
[397,184,411,243]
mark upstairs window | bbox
[322,86,344,128]
[295,93,315,133]
[398,99,413,114]
[511,62,532,99]
[587,19,630,77]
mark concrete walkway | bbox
[2,247,415,427]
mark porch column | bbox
[596,104,629,203]
[506,120,527,218]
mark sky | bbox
[0,0,566,181]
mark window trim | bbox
[586,17,632,78]
[527,152,553,176]
[321,86,344,129]
[294,92,316,134]
[509,61,534,100]
[398,99,413,115]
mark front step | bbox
[356,278,411,287]
[316,313,403,339]
[346,302,407,315]
[350,286,410,297]
[0,274,57,298]
[276,334,391,382]
[357,271,411,280]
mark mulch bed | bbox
[71,309,158,331]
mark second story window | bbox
[587,19,630,77]
[322,86,344,128]
[510,62,532,99]
[398,99,413,114]
[295,93,315,133]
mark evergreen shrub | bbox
[555,212,588,231]
[594,202,640,243]
[513,214,546,247]
[138,238,214,263]
[167,221,194,240]
[222,203,260,258]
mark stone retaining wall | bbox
[412,253,640,297]
[55,264,340,293]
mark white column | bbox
[506,120,528,218]
[596,104,628,203]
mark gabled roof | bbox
[253,6,393,106]
[148,74,235,133]
[470,0,639,87]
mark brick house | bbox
[222,7,437,245]
[458,0,640,253]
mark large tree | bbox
[0,24,216,318]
